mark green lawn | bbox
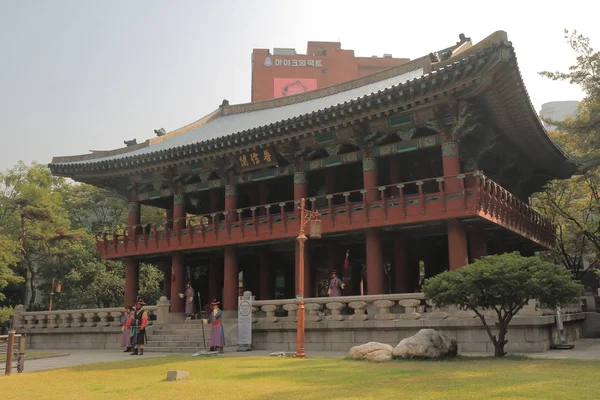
[2,355,599,400]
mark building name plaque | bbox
[237,146,278,171]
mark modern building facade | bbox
[251,41,411,102]
[539,101,579,130]
[49,31,575,318]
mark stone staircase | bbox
[145,320,211,353]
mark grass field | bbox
[2,355,599,400]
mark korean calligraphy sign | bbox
[237,146,278,171]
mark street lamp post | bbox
[296,198,321,359]
[48,278,62,312]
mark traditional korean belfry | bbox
[49,31,575,316]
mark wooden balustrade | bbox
[95,172,556,258]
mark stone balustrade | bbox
[12,296,170,333]
[251,294,583,324]
[11,294,583,331]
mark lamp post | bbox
[296,198,321,359]
[48,278,62,312]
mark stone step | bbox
[147,340,208,348]
[150,329,210,336]
[150,334,210,341]
[153,324,211,330]
[145,346,209,353]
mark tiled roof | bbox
[55,68,424,166]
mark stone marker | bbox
[165,370,190,381]
[393,329,457,359]
[348,342,393,362]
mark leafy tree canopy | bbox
[539,30,600,173]
[423,253,583,356]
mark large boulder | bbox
[393,329,457,359]
[348,342,394,362]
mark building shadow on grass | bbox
[71,355,202,372]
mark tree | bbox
[0,162,79,308]
[532,30,600,286]
[0,162,167,310]
[422,253,583,357]
[0,231,23,302]
[539,30,600,174]
[532,172,600,281]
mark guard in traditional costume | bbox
[130,300,148,356]
[184,281,196,319]
[328,271,344,297]
[121,306,134,352]
[206,299,225,353]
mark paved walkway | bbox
[6,339,600,374]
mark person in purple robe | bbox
[120,306,133,352]
[207,299,225,354]
[328,271,344,297]
[184,281,196,319]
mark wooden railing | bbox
[95,172,555,258]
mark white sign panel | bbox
[264,57,322,68]
[238,291,253,346]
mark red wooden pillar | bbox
[223,184,238,311]
[259,251,271,300]
[468,231,488,261]
[127,200,140,236]
[362,157,378,202]
[170,253,185,313]
[225,184,237,215]
[124,259,138,306]
[448,220,469,271]
[294,171,308,200]
[393,238,410,293]
[442,137,469,270]
[442,140,461,192]
[162,262,171,299]
[365,229,384,294]
[173,193,186,229]
[223,247,238,311]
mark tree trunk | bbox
[494,321,508,357]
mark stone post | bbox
[156,296,170,325]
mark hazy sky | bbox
[1,0,597,172]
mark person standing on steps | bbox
[130,300,148,356]
[121,306,134,352]
[184,281,196,320]
[206,299,225,354]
